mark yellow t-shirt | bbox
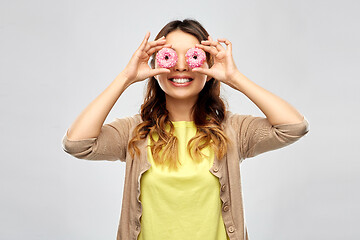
[138,121,229,240]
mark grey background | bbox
[1,0,359,239]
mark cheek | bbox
[157,76,169,88]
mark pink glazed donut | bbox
[185,48,206,68]
[156,48,178,68]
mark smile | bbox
[168,78,193,87]
[169,78,193,83]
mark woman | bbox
[62,19,309,240]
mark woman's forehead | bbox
[165,30,200,52]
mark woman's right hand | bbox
[121,32,171,86]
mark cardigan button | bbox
[221,184,226,192]
[213,167,219,172]
[228,226,235,233]
[223,204,229,212]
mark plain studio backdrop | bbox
[1,0,359,239]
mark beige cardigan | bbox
[61,111,309,240]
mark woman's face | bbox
[154,29,210,103]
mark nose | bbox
[174,55,188,72]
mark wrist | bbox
[228,70,248,92]
[114,71,133,90]
[118,71,134,86]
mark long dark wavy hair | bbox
[128,19,230,170]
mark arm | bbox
[229,71,304,126]
[66,32,170,141]
[62,32,171,160]
[194,36,306,126]
[195,37,309,160]
[227,73,309,159]
[66,72,130,141]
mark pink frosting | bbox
[185,48,206,68]
[156,48,178,68]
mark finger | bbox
[201,39,225,52]
[144,36,166,52]
[195,43,218,56]
[150,68,170,76]
[217,38,232,52]
[146,43,171,56]
[138,32,150,51]
[192,67,212,77]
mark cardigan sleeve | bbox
[61,115,141,162]
[228,113,309,160]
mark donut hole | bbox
[193,55,198,60]
[165,55,169,60]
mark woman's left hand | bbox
[193,36,240,88]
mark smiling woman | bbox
[130,25,228,172]
[62,18,309,240]
[153,30,210,105]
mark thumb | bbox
[149,68,170,77]
[192,67,212,77]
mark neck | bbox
[165,96,197,121]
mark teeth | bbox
[171,78,191,83]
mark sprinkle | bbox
[185,48,206,68]
[156,48,178,68]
